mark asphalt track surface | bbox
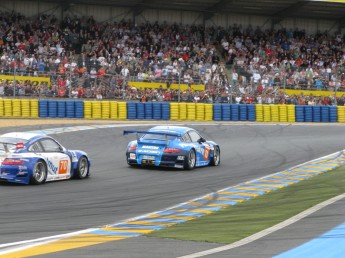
[1,122,345,258]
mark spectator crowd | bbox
[0,10,344,105]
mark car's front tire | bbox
[210,146,220,166]
[30,160,47,185]
[184,149,196,170]
[74,156,89,179]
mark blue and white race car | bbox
[124,126,220,170]
[0,132,90,185]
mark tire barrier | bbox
[65,100,75,118]
[145,102,153,119]
[221,104,231,121]
[84,101,92,119]
[204,104,213,121]
[75,101,84,118]
[39,100,48,118]
[179,103,187,120]
[170,102,179,120]
[30,100,39,118]
[21,99,30,118]
[187,103,196,120]
[0,99,3,117]
[57,100,66,118]
[0,100,339,123]
[161,102,170,120]
[101,101,110,119]
[153,102,162,120]
[118,102,127,119]
[338,106,345,123]
[256,104,264,122]
[247,104,256,121]
[137,102,145,120]
[91,101,102,119]
[110,101,118,119]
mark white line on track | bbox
[175,193,345,258]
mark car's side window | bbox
[28,142,43,152]
[188,131,202,142]
[181,133,191,142]
[40,139,62,152]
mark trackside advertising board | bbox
[0,75,50,86]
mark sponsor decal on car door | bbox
[45,153,71,181]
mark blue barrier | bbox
[321,106,329,122]
[127,102,137,119]
[75,101,84,118]
[329,106,337,122]
[221,104,231,121]
[57,101,66,118]
[153,102,162,120]
[247,104,256,121]
[65,100,75,118]
[48,100,57,118]
[296,106,304,122]
[39,100,48,118]
[213,104,222,121]
[136,103,145,119]
[231,104,239,121]
[145,102,153,119]
[304,106,312,122]
[239,104,247,121]
[161,102,170,120]
[312,106,321,122]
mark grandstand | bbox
[0,0,344,105]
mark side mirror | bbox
[198,137,206,143]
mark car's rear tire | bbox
[210,146,220,166]
[30,160,47,185]
[184,149,196,170]
[74,156,89,179]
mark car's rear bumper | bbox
[126,152,185,169]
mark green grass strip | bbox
[148,167,345,244]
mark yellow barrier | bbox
[280,89,342,97]
[256,104,264,122]
[263,105,271,122]
[110,101,118,119]
[101,101,110,119]
[91,101,102,119]
[0,99,3,117]
[287,105,296,122]
[270,105,279,122]
[21,100,30,118]
[12,99,21,117]
[118,102,127,119]
[84,101,92,119]
[170,103,179,120]
[338,106,345,123]
[196,103,205,121]
[30,100,39,117]
[187,103,196,120]
[179,103,187,120]
[278,105,288,122]
[3,99,12,117]
[204,104,213,121]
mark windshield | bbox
[142,132,177,141]
[0,137,28,153]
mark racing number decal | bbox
[58,160,69,174]
[204,147,210,160]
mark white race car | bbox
[0,132,90,185]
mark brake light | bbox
[16,142,24,150]
[129,144,137,151]
[2,158,24,165]
[164,148,181,153]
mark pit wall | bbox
[0,99,345,123]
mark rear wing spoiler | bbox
[123,130,181,142]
